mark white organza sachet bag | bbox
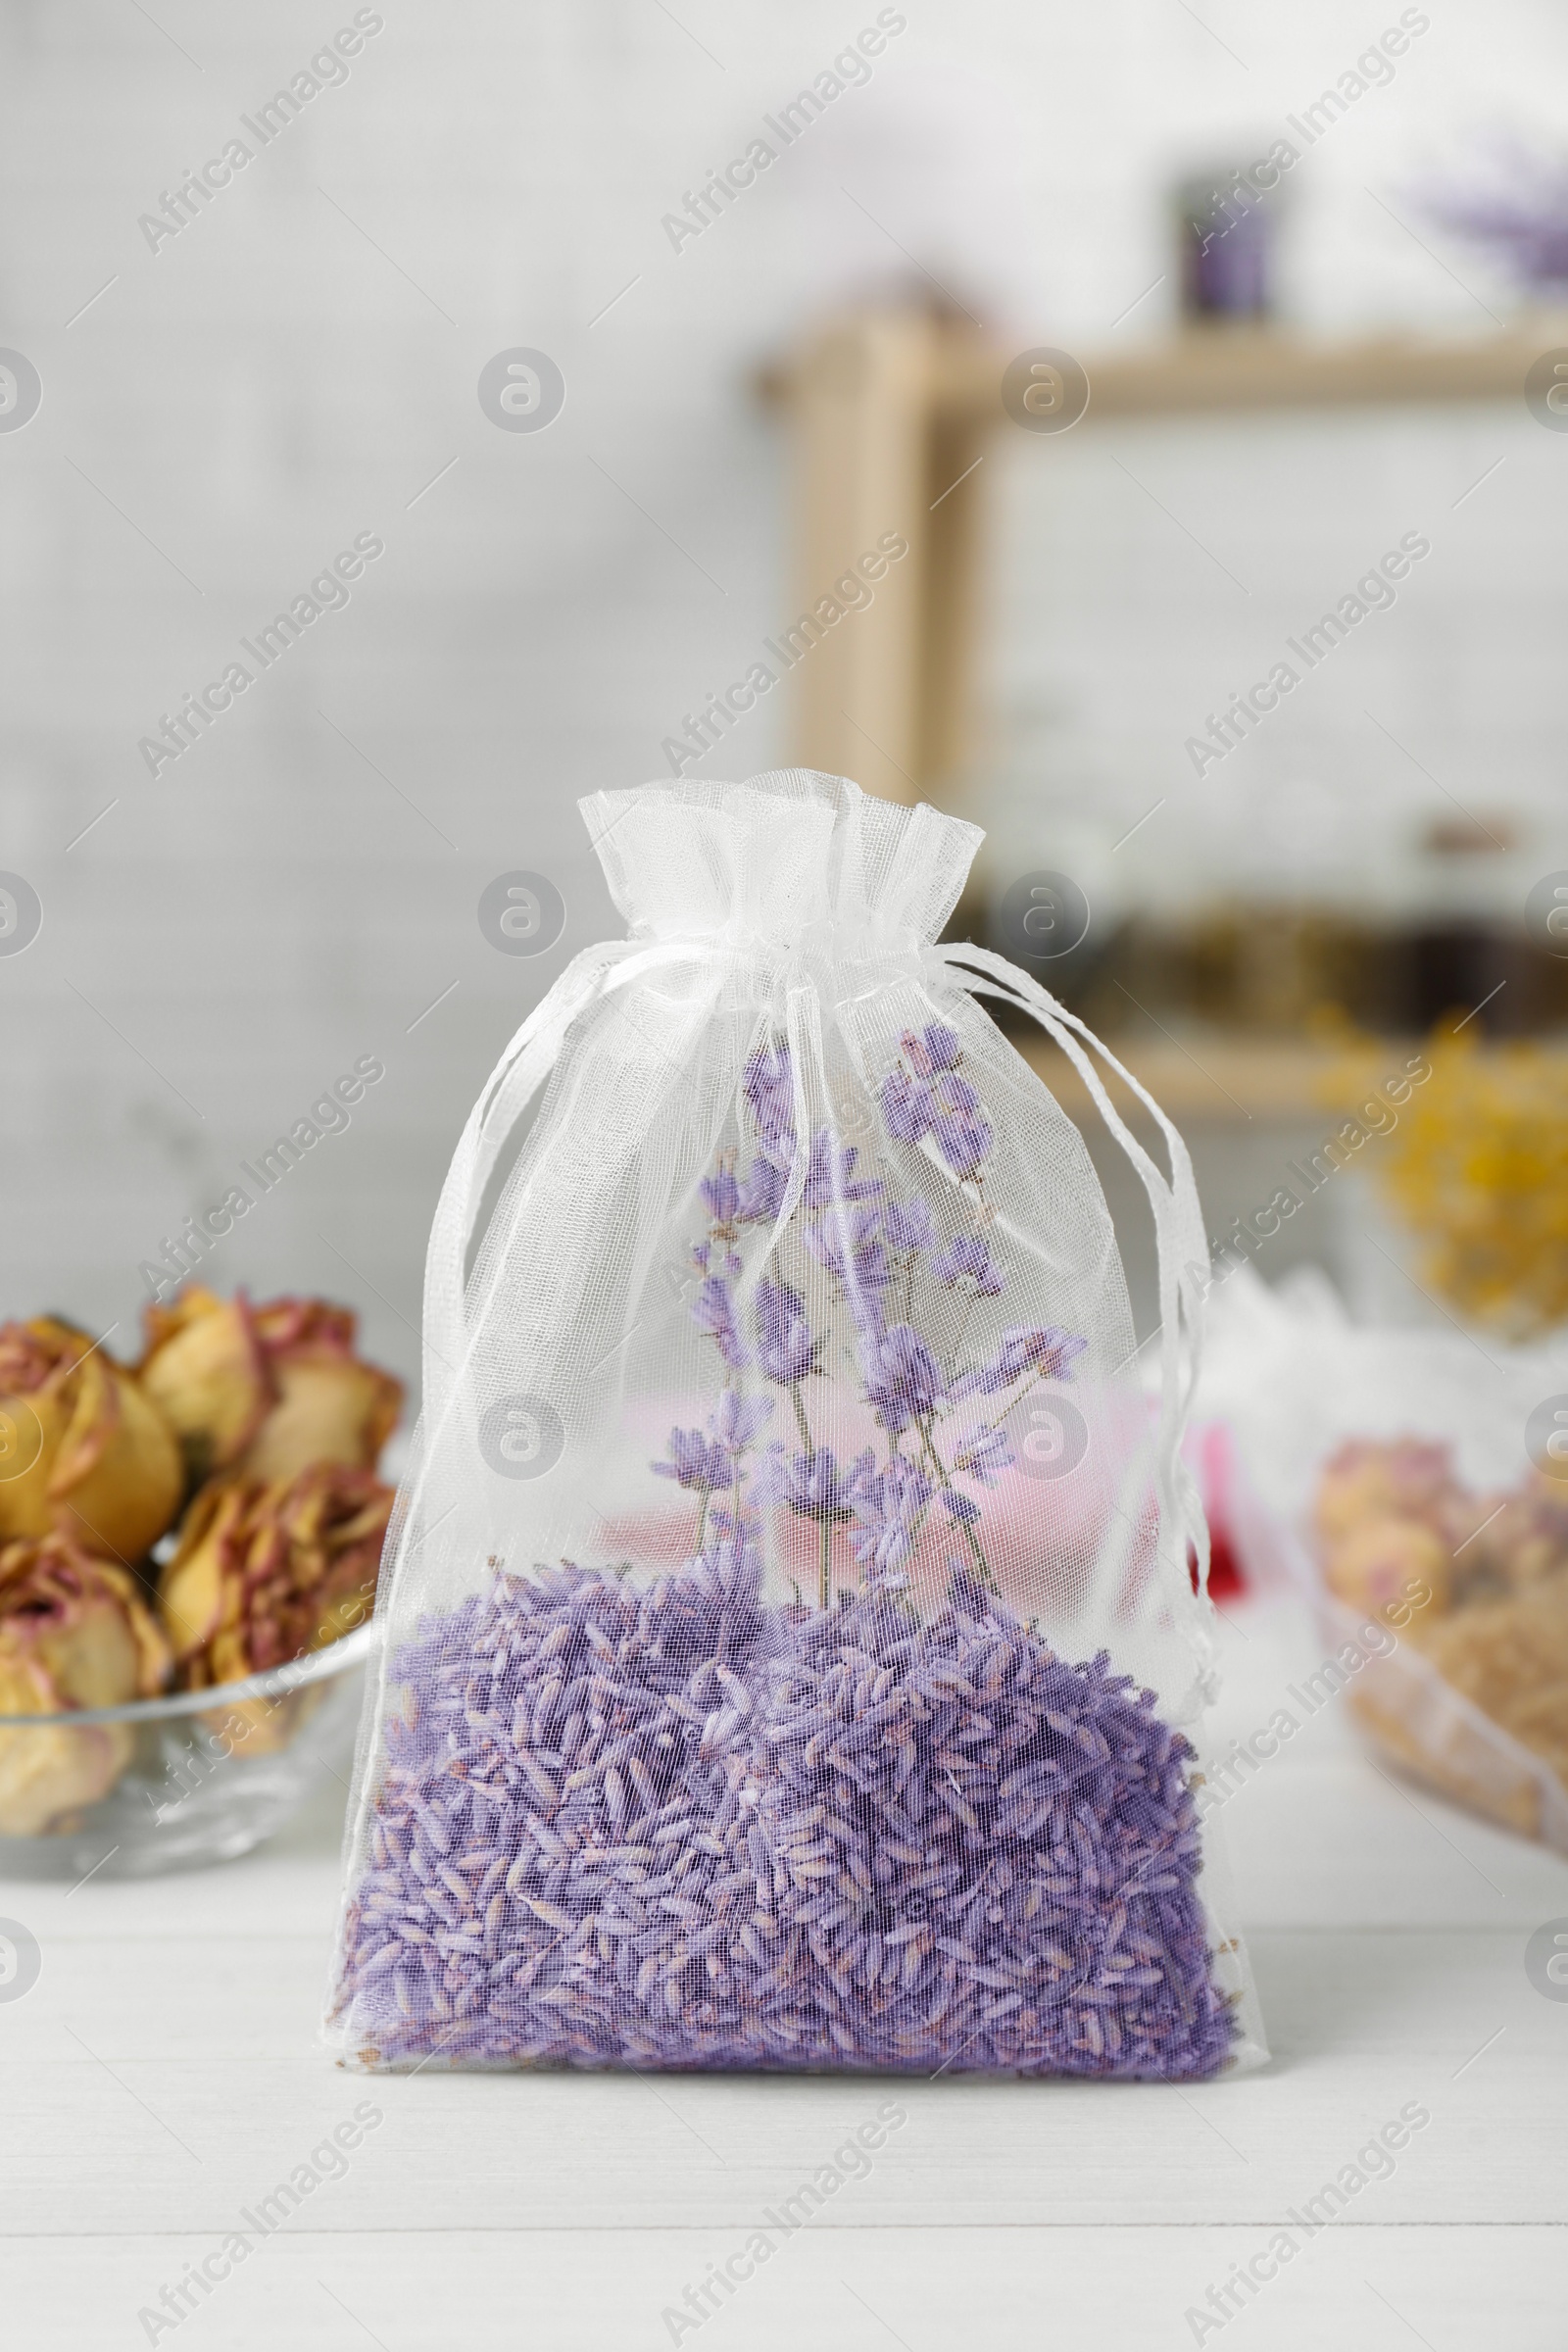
[327,771,1264,2079]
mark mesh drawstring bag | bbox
[326,771,1265,2079]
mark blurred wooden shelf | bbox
[1019,1033,1425,1123]
[930,321,1567,422]
[760,309,1567,805]
[759,319,1568,423]
[1021,1033,1335,1123]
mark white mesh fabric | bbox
[582,771,979,950]
[327,771,1263,2081]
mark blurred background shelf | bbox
[1017,1030,1568,1122]
[762,310,1568,805]
[9,0,1568,1393]
[956,320,1567,418]
[1016,1030,1396,1121]
[767,318,1568,426]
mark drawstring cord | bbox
[934,942,1212,1612]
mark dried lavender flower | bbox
[331,1567,1235,2081]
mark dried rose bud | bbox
[1315,1437,1467,1553]
[159,1464,393,1750]
[0,1530,172,1835]
[1481,1473,1568,1592]
[138,1288,403,1488]
[1322,1513,1451,1622]
[0,1317,184,1563]
[1409,1578,1568,1795]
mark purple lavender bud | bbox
[653,1427,733,1491]
[933,1234,1004,1296]
[694,1533,761,1582]
[849,1453,933,1572]
[996,1325,1088,1389]
[692,1275,749,1369]
[861,1322,945,1434]
[954,1425,1014,1483]
[881,1069,934,1145]
[707,1501,760,1546]
[883,1199,936,1252]
[802,1127,883,1210]
[804,1203,891,1311]
[941,1488,981,1529]
[736,1152,789,1224]
[700,1167,742,1224]
[901,1023,962,1078]
[936,1072,981,1117]
[755,1279,818,1385]
[756,1444,860,1520]
[933,1112,993,1181]
[708,1392,772,1456]
[743,1045,796,1152]
[921,1021,963,1071]
[901,1028,937,1078]
[693,1240,741,1276]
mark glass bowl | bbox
[0,1621,376,1880]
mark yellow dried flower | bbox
[158,1463,393,1753]
[138,1288,403,1490]
[0,1318,183,1563]
[1360,1028,1568,1340]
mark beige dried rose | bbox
[1322,1513,1452,1623]
[138,1288,403,1489]
[1480,1472,1568,1592]
[158,1463,393,1751]
[0,1530,172,1835]
[1314,1437,1466,1556]
[1405,1577,1568,1794]
[1316,1438,1568,1840]
[0,1317,183,1563]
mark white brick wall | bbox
[2,0,1564,1384]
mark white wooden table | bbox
[6,1588,1565,2352]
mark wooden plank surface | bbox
[763,322,1568,424]
[936,322,1568,422]
[2,2227,1561,2352]
[3,1586,1564,2348]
